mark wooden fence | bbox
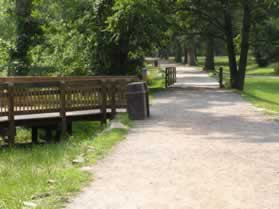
[0,76,138,145]
[165,67,177,88]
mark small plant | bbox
[273,64,279,74]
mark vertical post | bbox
[171,68,173,85]
[67,122,73,136]
[60,81,68,138]
[7,83,15,145]
[101,81,107,125]
[45,128,53,143]
[174,67,177,83]
[144,82,150,118]
[111,82,117,119]
[32,127,38,144]
[165,68,169,88]
[219,67,224,88]
[172,67,175,85]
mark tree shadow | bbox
[142,88,279,144]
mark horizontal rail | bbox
[0,76,138,83]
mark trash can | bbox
[127,82,148,120]
[154,60,159,67]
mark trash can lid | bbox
[127,82,146,92]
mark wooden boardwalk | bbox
[0,76,139,145]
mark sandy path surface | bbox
[66,65,279,209]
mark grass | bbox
[197,56,279,114]
[243,78,279,113]
[197,56,278,76]
[145,64,165,95]
[0,114,131,209]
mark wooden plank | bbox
[32,127,38,144]
[0,76,136,144]
[101,81,107,125]
[7,83,15,145]
[60,81,67,138]
[110,81,117,119]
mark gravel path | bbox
[66,65,279,209]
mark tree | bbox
[95,0,168,75]
[9,0,43,75]
[175,0,271,90]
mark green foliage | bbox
[0,0,278,86]
[248,2,279,67]
[94,0,167,75]
[30,0,96,76]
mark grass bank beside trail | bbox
[0,114,131,209]
[197,56,279,114]
[197,56,278,76]
[243,78,279,114]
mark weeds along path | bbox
[67,65,279,209]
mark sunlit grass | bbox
[243,78,279,113]
[0,114,131,209]
[197,56,278,76]
[145,64,165,95]
[197,56,279,113]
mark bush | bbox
[274,64,279,74]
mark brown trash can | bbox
[154,60,159,67]
[127,82,148,120]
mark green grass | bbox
[243,78,279,113]
[145,64,165,95]
[0,114,131,209]
[197,56,278,76]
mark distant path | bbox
[66,64,279,209]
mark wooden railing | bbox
[0,76,138,145]
[165,67,177,88]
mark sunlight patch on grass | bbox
[146,64,165,95]
[197,56,278,76]
[243,78,279,113]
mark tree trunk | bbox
[184,46,188,64]
[204,37,215,71]
[223,2,239,88]
[175,41,182,63]
[10,0,33,76]
[187,47,196,66]
[238,0,252,90]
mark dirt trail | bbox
[66,65,279,209]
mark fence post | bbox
[111,81,117,119]
[174,67,177,83]
[144,82,150,118]
[101,81,107,125]
[165,68,169,88]
[60,81,68,138]
[172,67,175,85]
[219,67,224,88]
[7,83,15,146]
